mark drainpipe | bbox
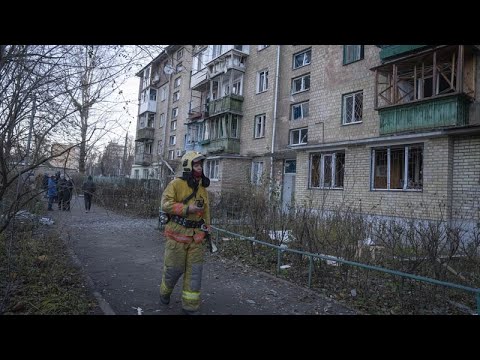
[162,61,173,176]
[269,45,281,199]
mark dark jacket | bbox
[82,179,96,195]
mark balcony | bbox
[187,104,209,121]
[203,138,240,155]
[135,127,155,141]
[379,93,471,135]
[191,67,209,90]
[379,45,429,61]
[206,94,243,117]
[139,99,157,114]
[208,50,247,79]
[134,153,153,166]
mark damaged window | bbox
[310,152,345,189]
[372,144,423,190]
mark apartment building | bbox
[132,45,480,226]
[131,45,191,183]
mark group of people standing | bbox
[45,172,73,211]
[44,171,96,212]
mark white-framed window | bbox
[172,107,178,119]
[170,120,177,131]
[258,45,269,51]
[159,113,165,128]
[257,70,269,93]
[343,45,364,65]
[293,48,311,69]
[254,114,266,138]
[147,113,155,127]
[205,159,219,180]
[145,142,152,154]
[310,151,345,189]
[289,128,308,146]
[142,68,150,89]
[291,101,309,120]
[177,48,184,60]
[173,91,180,102]
[292,74,310,94]
[169,135,176,146]
[174,77,181,88]
[139,114,146,128]
[212,45,223,59]
[342,90,363,125]
[232,77,242,95]
[157,140,162,154]
[168,150,175,160]
[372,144,423,191]
[149,89,157,101]
[143,169,149,179]
[160,87,166,101]
[134,169,139,179]
[251,161,264,185]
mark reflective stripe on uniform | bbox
[182,290,200,301]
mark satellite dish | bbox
[163,64,175,75]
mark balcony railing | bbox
[379,93,471,135]
[203,138,240,154]
[134,153,153,166]
[206,94,243,117]
[135,127,155,141]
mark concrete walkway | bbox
[49,195,357,315]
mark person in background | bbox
[159,151,211,315]
[62,175,74,211]
[82,175,96,213]
[57,174,66,210]
[47,175,57,211]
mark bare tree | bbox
[59,45,161,175]
[0,45,81,233]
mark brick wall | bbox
[452,136,480,221]
[295,136,460,221]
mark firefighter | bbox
[159,151,211,315]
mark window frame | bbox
[289,127,308,146]
[309,151,345,189]
[293,48,312,70]
[254,114,266,139]
[291,101,309,120]
[174,77,181,88]
[172,107,178,119]
[172,90,180,102]
[371,144,423,191]
[343,45,364,65]
[257,69,269,93]
[251,161,264,185]
[342,90,363,125]
[291,73,310,94]
[205,159,219,180]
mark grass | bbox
[0,224,99,315]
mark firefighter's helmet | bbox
[181,151,206,173]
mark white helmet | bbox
[181,151,206,172]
